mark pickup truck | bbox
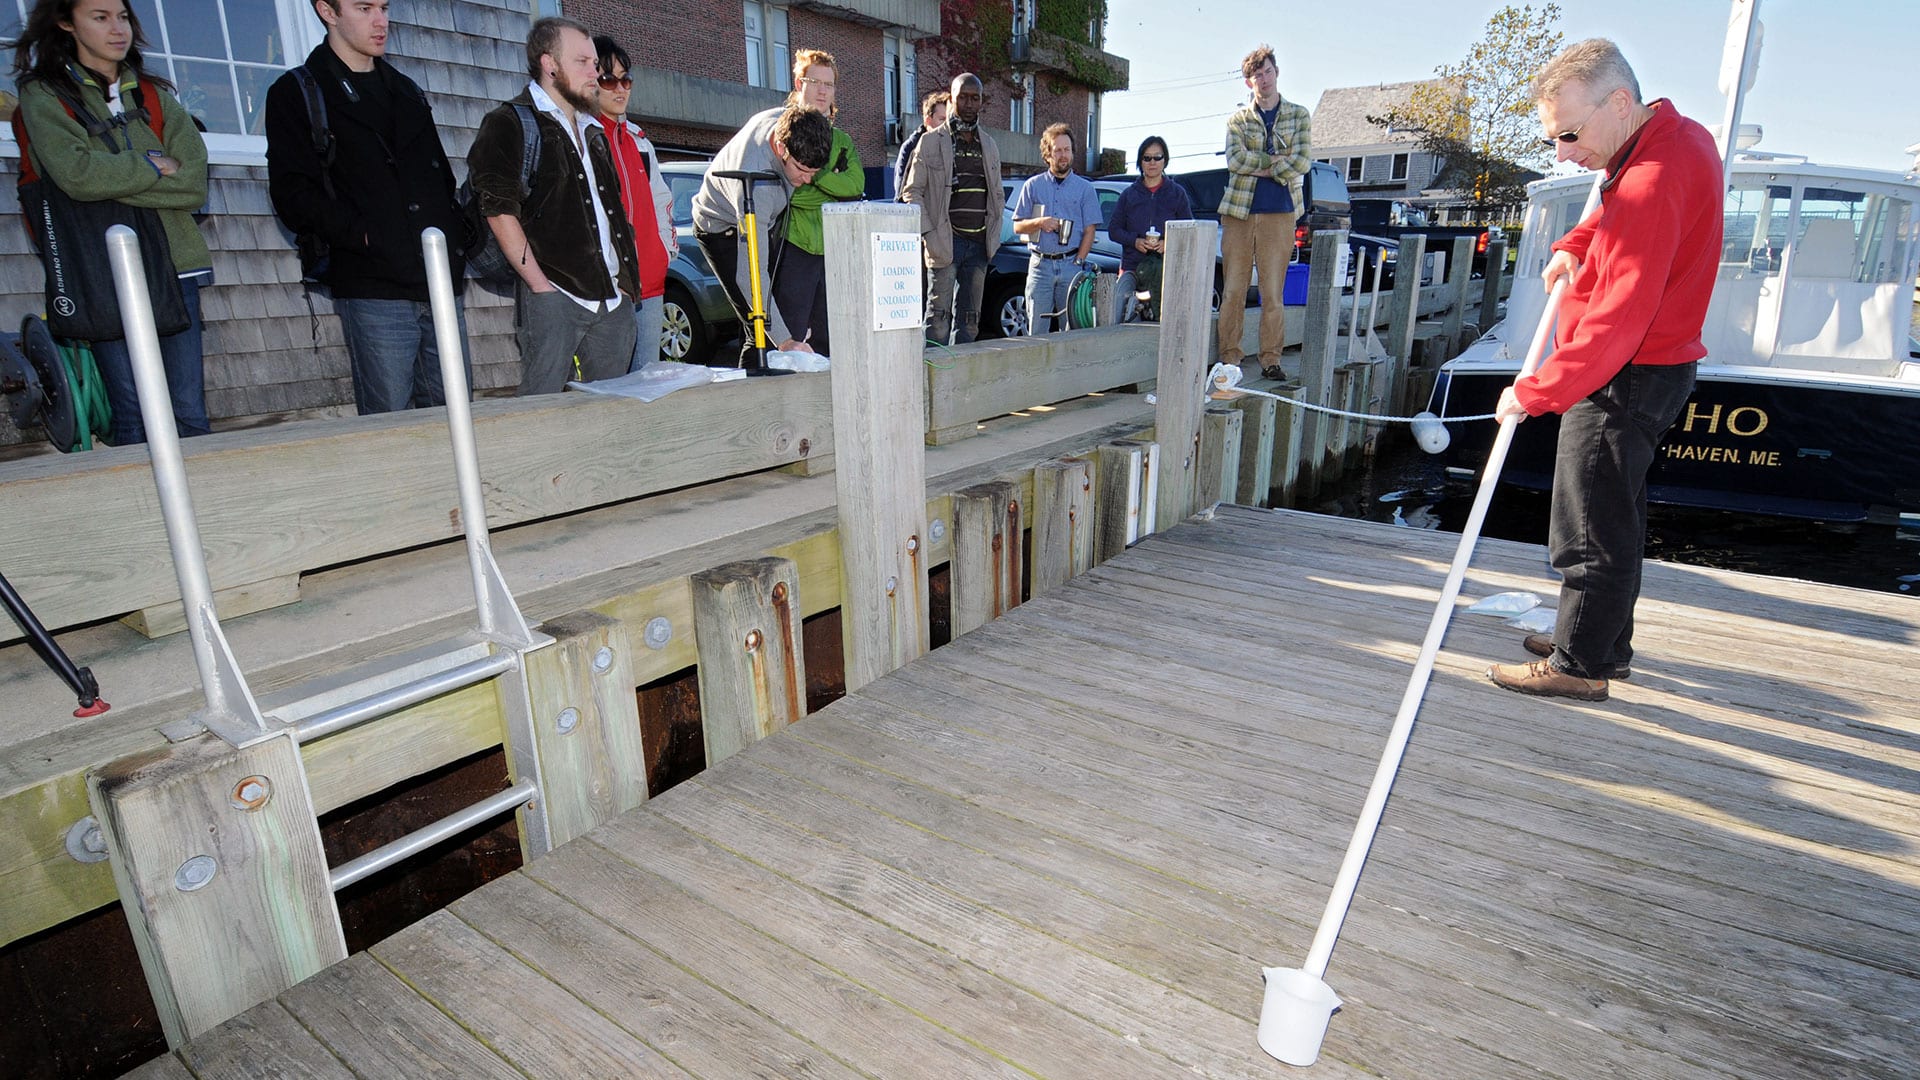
[1349,198,1494,288]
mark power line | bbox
[1106,111,1234,133]
[1125,68,1238,91]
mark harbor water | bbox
[1315,437,1920,598]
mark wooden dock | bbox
[129,506,1920,1079]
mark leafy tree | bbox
[1371,3,1564,216]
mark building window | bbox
[1,0,320,154]
[883,30,915,141]
[1391,153,1409,182]
[1346,156,1364,182]
[1085,93,1097,171]
[1010,73,1033,135]
[744,1,790,90]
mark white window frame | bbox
[744,1,790,91]
[1390,152,1409,182]
[882,30,915,141]
[1085,92,1097,171]
[1346,156,1364,182]
[1010,73,1034,135]
[2,0,324,165]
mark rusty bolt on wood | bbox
[905,536,919,556]
[744,628,764,652]
[771,582,788,604]
[174,855,217,892]
[885,576,898,597]
[229,775,272,811]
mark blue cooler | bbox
[1283,262,1311,305]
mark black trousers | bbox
[696,227,783,367]
[772,247,830,355]
[1546,361,1696,678]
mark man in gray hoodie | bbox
[691,105,834,362]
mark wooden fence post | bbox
[1383,233,1427,417]
[1478,237,1507,335]
[1324,363,1355,485]
[1151,218,1218,531]
[1267,382,1306,507]
[1031,458,1094,596]
[824,202,929,692]
[88,733,346,1046]
[692,557,806,765]
[1094,438,1158,563]
[1197,405,1243,508]
[1297,230,1347,499]
[951,481,1022,632]
[1442,235,1476,348]
[525,610,648,846]
[1230,393,1276,507]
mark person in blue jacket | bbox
[1107,135,1192,320]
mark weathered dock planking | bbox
[137,506,1920,1078]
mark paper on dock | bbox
[568,361,737,402]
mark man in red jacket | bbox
[1487,39,1723,702]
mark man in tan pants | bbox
[1217,43,1312,380]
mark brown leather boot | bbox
[1522,635,1631,680]
[1486,661,1608,702]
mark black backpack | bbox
[458,103,541,286]
[287,65,335,281]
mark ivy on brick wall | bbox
[929,0,1016,91]
[1035,0,1104,44]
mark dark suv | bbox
[1169,159,1352,263]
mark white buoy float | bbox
[1410,411,1451,454]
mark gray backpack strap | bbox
[512,103,540,201]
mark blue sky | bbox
[1101,0,1918,174]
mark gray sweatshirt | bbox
[692,107,795,344]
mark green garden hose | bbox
[1067,271,1099,329]
[57,341,112,451]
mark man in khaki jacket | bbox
[903,72,1004,345]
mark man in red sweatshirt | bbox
[1487,39,1723,702]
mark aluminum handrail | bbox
[328,778,538,892]
[293,651,518,744]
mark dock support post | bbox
[1442,235,1476,348]
[1324,364,1354,485]
[951,481,1023,632]
[1478,237,1507,334]
[525,611,648,846]
[89,733,346,1046]
[1152,218,1218,530]
[1383,233,1427,417]
[1094,438,1158,563]
[1198,405,1243,509]
[1297,230,1346,501]
[825,203,929,692]
[1231,393,1276,507]
[1031,459,1094,595]
[1268,382,1306,507]
[692,557,806,765]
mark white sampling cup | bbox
[1257,966,1342,1067]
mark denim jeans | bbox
[91,275,209,445]
[516,286,635,395]
[335,296,471,414]
[1547,361,1697,678]
[629,293,665,372]
[1024,254,1077,335]
[927,235,990,345]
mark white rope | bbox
[1204,363,1497,424]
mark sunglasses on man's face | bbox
[598,74,633,90]
[1539,98,1606,148]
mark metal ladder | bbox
[111,226,556,888]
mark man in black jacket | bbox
[265,0,470,414]
[468,16,638,395]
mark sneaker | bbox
[1261,364,1285,381]
[1486,661,1608,702]
[1522,634,1631,680]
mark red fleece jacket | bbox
[1515,99,1723,415]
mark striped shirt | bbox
[949,124,989,238]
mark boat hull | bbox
[1430,363,1920,522]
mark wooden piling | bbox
[824,203,929,692]
[1030,460,1093,596]
[1442,235,1476,347]
[1151,218,1218,531]
[1324,363,1353,485]
[524,611,648,847]
[692,558,807,766]
[1094,439,1158,563]
[1197,405,1243,508]
[951,481,1023,631]
[1478,237,1507,334]
[1296,230,1347,499]
[1383,233,1427,417]
[1267,382,1306,508]
[1230,393,1275,507]
[88,732,346,1046]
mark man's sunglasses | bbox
[598,74,633,89]
[1539,99,1606,148]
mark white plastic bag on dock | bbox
[1504,606,1557,634]
[767,348,829,372]
[567,360,727,402]
[1463,591,1541,616]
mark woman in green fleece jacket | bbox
[12,0,212,445]
[773,48,863,357]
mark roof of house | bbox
[1308,80,1436,151]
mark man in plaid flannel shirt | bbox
[1218,43,1311,380]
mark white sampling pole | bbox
[1257,171,1606,1068]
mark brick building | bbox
[0,0,1129,447]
